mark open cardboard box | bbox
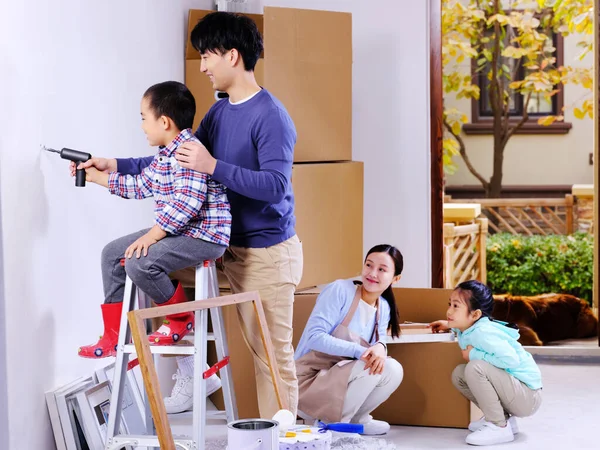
[209,285,471,427]
[185,7,352,163]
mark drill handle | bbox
[60,148,91,187]
[75,168,87,187]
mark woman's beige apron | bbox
[295,286,380,423]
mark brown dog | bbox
[492,293,598,346]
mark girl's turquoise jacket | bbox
[454,317,542,390]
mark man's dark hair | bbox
[143,81,196,131]
[190,11,263,71]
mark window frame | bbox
[463,23,572,135]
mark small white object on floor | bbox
[272,409,296,433]
[279,426,332,449]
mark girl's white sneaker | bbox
[469,416,519,434]
[466,421,514,446]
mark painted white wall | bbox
[0,189,7,450]
[0,1,213,449]
[446,31,594,187]
[259,0,433,288]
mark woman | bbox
[294,244,404,436]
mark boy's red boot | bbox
[149,282,194,345]
[78,302,123,358]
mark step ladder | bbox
[105,260,238,450]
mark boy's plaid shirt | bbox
[108,129,231,246]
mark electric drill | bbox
[43,146,92,187]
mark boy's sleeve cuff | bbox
[108,172,120,194]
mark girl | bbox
[294,244,404,436]
[430,280,542,446]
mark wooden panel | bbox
[430,0,444,288]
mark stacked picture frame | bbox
[45,362,146,450]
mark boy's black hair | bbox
[143,81,196,131]
[190,11,263,71]
[456,280,519,329]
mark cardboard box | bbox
[292,162,363,290]
[185,7,352,163]
[209,286,470,427]
[171,161,362,293]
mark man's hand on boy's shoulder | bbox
[176,141,216,175]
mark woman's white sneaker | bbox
[361,419,390,435]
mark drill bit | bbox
[41,145,60,154]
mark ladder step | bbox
[109,435,192,448]
[122,332,216,355]
[122,344,194,355]
[167,410,228,420]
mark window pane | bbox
[476,25,559,118]
[525,93,553,114]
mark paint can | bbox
[227,419,279,450]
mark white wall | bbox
[0,1,213,449]
[0,188,7,450]
[260,0,432,287]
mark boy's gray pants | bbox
[452,360,542,427]
[101,228,226,304]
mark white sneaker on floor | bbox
[466,421,514,446]
[164,369,222,414]
[468,416,519,434]
[361,419,390,436]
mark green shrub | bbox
[486,232,594,304]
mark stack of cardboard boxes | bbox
[185,7,363,290]
[185,7,471,428]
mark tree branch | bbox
[443,118,490,190]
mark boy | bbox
[78,81,231,359]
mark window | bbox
[463,25,571,135]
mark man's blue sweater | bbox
[117,89,297,248]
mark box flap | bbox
[186,10,265,60]
[263,7,352,162]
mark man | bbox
[79,12,302,418]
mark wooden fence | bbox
[446,196,574,235]
[443,218,488,289]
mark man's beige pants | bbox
[452,360,542,427]
[223,235,303,419]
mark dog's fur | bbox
[492,293,598,346]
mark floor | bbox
[171,358,600,449]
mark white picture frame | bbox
[95,362,146,438]
[46,375,96,450]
